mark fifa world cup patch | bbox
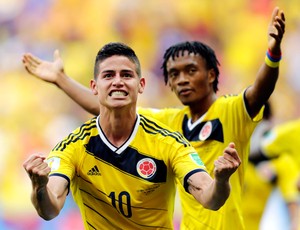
[136,158,157,179]
[47,157,61,171]
[189,153,204,166]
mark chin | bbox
[180,100,191,106]
[177,96,190,105]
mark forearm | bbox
[201,179,230,210]
[246,62,279,118]
[254,62,279,101]
[56,72,99,115]
[189,173,231,210]
[31,185,65,220]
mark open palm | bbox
[22,49,64,84]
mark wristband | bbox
[267,49,282,60]
[265,49,281,68]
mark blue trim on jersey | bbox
[183,169,207,193]
[49,173,71,195]
[86,136,168,183]
[182,115,224,142]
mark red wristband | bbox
[267,49,282,59]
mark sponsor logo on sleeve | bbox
[47,157,61,171]
[189,153,204,166]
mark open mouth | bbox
[109,90,128,96]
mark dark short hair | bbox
[94,42,142,79]
[161,41,220,92]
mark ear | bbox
[90,79,98,95]
[208,69,216,84]
[138,77,146,94]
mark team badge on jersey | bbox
[199,121,212,140]
[136,158,157,179]
[47,157,61,171]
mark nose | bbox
[112,75,124,86]
[177,72,188,85]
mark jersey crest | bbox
[136,158,157,179]
[182,115,224,142]
[85,135,167,183]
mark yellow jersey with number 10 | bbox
[47,114,207,230]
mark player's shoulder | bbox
[139,114,176,131]
[218,93,241,101]
[273,118,300,135]
[74,116,97,132]
[138,107,183,116]
[64,116,98,143]
[211,93,244,109]
[139,114,190,146]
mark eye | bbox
[168,71,178,79]
[188,68,197,75]
[103,73,113,78]
[123,73,133,78]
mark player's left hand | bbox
[213,142,241,182]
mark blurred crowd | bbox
[0,0,300,229]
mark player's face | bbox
[166,51,215,106]
[91,55,145,109]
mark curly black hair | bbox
[161,41,220,92]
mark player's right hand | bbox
[213,142,241,183]
[23,154,51,188]
[22,49,64,84]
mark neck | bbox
[99,107,137,147]
[189,94,217,123]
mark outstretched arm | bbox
[245,6,285,118]
[188,142,241,210]
[23,154,68,220]
[22,50,99,115]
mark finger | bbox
[228,142,235,148]
[275,17,285,34]
[223,152,241,166]
[23,154,46,170]
[31,162,51,176]
[23,53,41,66]
[24,63,37,74]
[224,145,237,157]
[216,156,227,165]
[28,54,42,66]
[23,54,39,69]
[279,10,285,22]
[270,7,279,24]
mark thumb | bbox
[228,142,235,148]
[53,49,61,60]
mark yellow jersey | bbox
[242,154,299,230]
[261,118,300,169]
[47,114,207,230]
[139,91,263,230]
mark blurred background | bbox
[1,0,300,229]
